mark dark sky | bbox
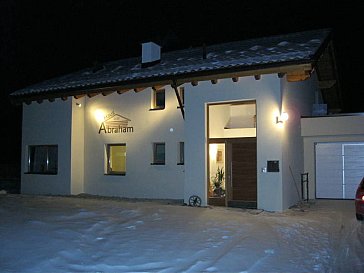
[1,0,363,164]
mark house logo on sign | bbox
[98,110,134,134]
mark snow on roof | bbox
[10,28,331,99]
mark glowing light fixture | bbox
[76,102,82,107]
[209,144,218,161]
[94,109,105,123]
[276,112,289,125]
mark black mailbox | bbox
[267,160,279,172]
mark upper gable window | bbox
[151,89,165,110]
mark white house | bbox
[10,29,342,211]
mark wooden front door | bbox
[226,138,257,208]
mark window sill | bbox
[104,173,126,176]
[177,163,184,165]
[149,107,165,111]
[151,163,165,165]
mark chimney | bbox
[141,42,161,68]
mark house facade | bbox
[11,29,341,211]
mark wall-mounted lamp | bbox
[76,102,82,108]
[276,112,289,124]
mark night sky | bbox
[1,0,363,164]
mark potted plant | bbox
[211,166,225,197]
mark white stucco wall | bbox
[20,72,320,211]
[21,99,72,195]
[83,86,185,200]
[281,72,318,209]
[301,115,364,199]
[184,74,284,211]
[71,97,85,194]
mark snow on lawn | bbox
[0,194,363,273]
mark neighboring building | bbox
[10,29,342,211]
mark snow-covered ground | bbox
[0,194,363,273]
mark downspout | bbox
[172,80,185,120]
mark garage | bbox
[315,142,364,199]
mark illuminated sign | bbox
[98,110,134,134]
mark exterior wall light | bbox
[76,102,82,107]
[276,112,289,124]
[94,109,105,123]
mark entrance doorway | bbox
[226,138,257,208]
[207,101,257,208]
[208,139,257,208]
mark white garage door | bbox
[316,142,364,199]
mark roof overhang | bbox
[11,61,313,105]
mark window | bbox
[152,143,165,165]
[178,142,184,165]
[151,89,165,110]
[27,145,58,174]
[106,144,126,175]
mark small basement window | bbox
[151,89,165,110]
[106,144,126,175]
[27,145,58,174]
[152,142,165,165]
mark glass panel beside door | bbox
[208,143,226,206]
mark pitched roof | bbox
[10,28,333,103]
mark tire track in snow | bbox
[331,217,364,272]
[53,207,148,271]
[160,231,248,273]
